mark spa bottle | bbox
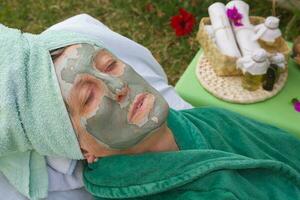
[262,64,277,91]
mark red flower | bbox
[170,8,196,37]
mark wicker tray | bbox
[197,16,291,76]
[195,54,288,104]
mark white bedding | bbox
[0,14,192,199]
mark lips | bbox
[131,93,147,117]
[127,93,155,127]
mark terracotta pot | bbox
[292,36,300,67]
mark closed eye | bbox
[93,49,125,77]
[83,87,95,106]
[80,83,94,106]
[68,74,105,118]
[76,78,103,117]
[104,60,117,73]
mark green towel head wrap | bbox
[0,24,111,199]
[0,26,83,159]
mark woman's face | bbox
[53,43,169,157]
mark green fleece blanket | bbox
[0,24,107,199]
[83,108,300,200]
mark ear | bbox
[82,149,98,163]
[79,134,101,163]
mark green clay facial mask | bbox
[53,43,169,149]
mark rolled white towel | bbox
[226,0,261,56]
[237,48,270,75]
[254,16,282,43]
[208,2,241,58]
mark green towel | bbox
[0,24,105,199]
[83,108,300,199]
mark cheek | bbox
[68,113,84,145]
[67,90,81,116]
[78,128,104,155]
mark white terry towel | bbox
[226,0,261,56]
[208,2,241,58]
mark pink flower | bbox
[295,102,300,112]
[292,98,300,112]
[226,6,243,27]
[170,8,196,37]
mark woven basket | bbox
[196,16,291,76]
[195,54,288,104]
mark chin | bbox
[148,99,169,128]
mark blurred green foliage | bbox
[1,0,299,85]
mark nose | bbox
[93,70,125,92]
[115,85,129,103]
[92,70,130,102]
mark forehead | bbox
[94,48,114,60]
[60,44,109,84]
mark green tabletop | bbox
[175,49,300,138]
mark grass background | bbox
[1,0,299,85]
